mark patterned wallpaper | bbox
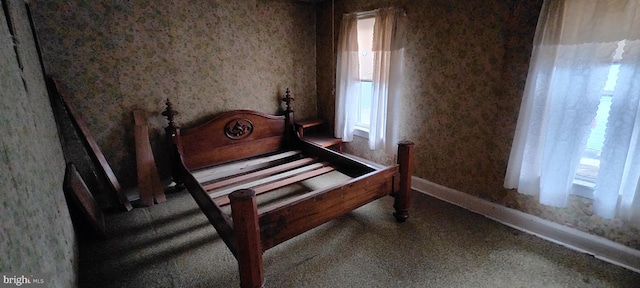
[1,1,75,286]
[316,0,639,249]
[30,0,319,188]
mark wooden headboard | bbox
[163,90,296,171]
[175,110,289,170]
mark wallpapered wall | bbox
[27,0,638,250]
[316,0,639,249]
[29,0,319,190]
[1,0,75,286]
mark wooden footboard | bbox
[229,142,413,288]
[163,95,414,288]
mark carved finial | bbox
[162,98,179,133]
[282,88,294,112]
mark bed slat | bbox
[203,157,317,191]
[193,150,301,184]
[207,162,329,199]
[214,166,336,206]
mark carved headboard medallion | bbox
[225,119,254,140]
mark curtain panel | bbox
[505,0,640,221]
[370,7,406,153]
[334,13,360,142]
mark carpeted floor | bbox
[77,190,640,288]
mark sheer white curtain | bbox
[369,7,406,153]
[335,13,360,142]
[505,0,640,221]
[335,8,406,152]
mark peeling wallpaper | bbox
[316,0,639,249]
[26,0,639,251]
[30,0,318,188]
[1,0,75,286]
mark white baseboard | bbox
[412,176,640,274]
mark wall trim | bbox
[412,176,640,274]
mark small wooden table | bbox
[295,119,342,152]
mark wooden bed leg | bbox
[394,141,415,222]
[229,189,265,288]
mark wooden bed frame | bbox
[163,90,414,288]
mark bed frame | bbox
[163,90,414,288]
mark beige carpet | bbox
[77,190,640,288]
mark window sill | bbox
[354,126,369,139]
[571,179,595,199]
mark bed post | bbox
[162,99,183,188]
[394,141,414,222]
[229,189,265,288]
[282,88,295,147]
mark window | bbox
[504,0,640,220]
[574,40,626,190]
[355,17,375,134]
[335,8,406,152]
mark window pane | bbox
[575,41,623,185]
[576,64,620,183]
[576,96,612,181]
[357,17,375,81]
[358,81,372,126]
[603,63,620,92]
[355,17,375,130]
